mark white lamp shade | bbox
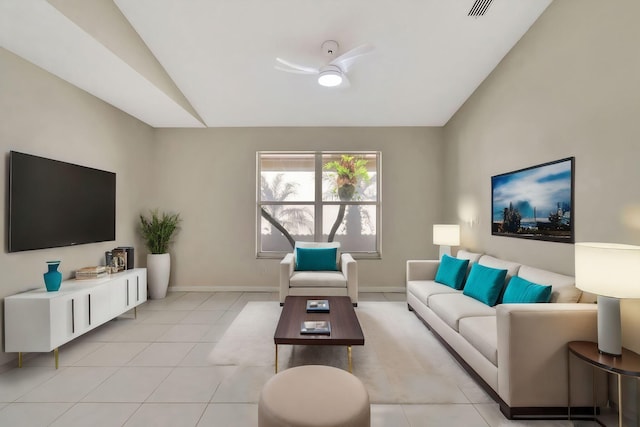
[575,242,640,298]
[433,224,460,246]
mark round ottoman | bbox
[258,365,370,427]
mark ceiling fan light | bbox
[318,70,342,87]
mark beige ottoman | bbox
[258,365,370,427]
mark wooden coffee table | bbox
[274,296,365,373]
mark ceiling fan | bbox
[275,40,374,88]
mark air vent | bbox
[468,0,493,17]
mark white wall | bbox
[443,0,640,350]
[0,48,155,366]
[150,127,444,291]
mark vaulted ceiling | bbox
[0,0,552,128]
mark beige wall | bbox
[443,0,640,351]
[151,127,444,291]
[0,48,155,366]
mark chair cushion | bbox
[290,271,347,288]
[463,263,507,306]
[435,254,469,290]
[502,276,551,303]
[428,293,496,331]
[295,247,338,271]
[295,241,341,265]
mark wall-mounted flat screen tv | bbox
[8,151,116,252]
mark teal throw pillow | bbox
[295,247,338,271]
[462,263,508,306]
[435,254,469,290]
[502,276,552,303]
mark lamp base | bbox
[597,295,622,357]
[438,246,452,259]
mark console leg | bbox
[18,352,22,368]
[134,306,137,319]
[348,346,353,373]
[275,345,278,374]
[54,348,59,369]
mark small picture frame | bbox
[111,248,127,272]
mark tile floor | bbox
[0,291,599,427]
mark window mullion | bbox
[314,152,323,241]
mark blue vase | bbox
[44,261,62,292]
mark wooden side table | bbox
[568,341,640,427]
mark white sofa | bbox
[280,242,358,305]
[406,250,603,419]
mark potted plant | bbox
[139,209,181,299]
[323,154,370,201]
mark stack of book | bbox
[306,299,330,313]
[75,266,109,280]
[300,320,331,335]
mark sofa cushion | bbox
[517,265,582,303]
[295,247,338,271]
[478,255,521,280]
[290,271,346,288]
[407,280,460,306]
[428,293,496,331]
[459,316,498,366]
[456,250,483,264]
[435,254,469,290]
[502,276,552,303]
[463,264,508,306]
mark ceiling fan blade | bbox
[275,57,319,74]
[274,65,317,75]
[339,74,351,88]
[329,43,374,72]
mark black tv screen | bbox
[8,151,116,252]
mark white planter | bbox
[147,253,171,299]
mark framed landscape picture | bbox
[491,157,574,243]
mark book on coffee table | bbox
[300,320,331,335]
[306,299,330,313]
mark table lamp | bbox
[574,242,640,356]
[433,224,460,258]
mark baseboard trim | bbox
[168,286,279,293]
[167,286,406,293]
[361,286,405,293]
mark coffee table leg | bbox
[348,346,352,373]
[275,345,278,374]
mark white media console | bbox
[4,268,147,368]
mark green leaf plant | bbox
[139,209,181,254]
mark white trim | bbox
[167,285,406,293]
[361,286,405,293]
[168,286,279,293]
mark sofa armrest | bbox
[496,303,598,408]
[279,253,295,303]
[341,253,358,304]
[406,260,440,282]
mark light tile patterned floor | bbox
[0,291,597,427]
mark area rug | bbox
[208,301,487,404]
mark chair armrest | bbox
[279,253,295,303]
[406,260,440,282]
[341,253,358,304]
[496,303,599,407]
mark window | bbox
[257,151,380,258]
